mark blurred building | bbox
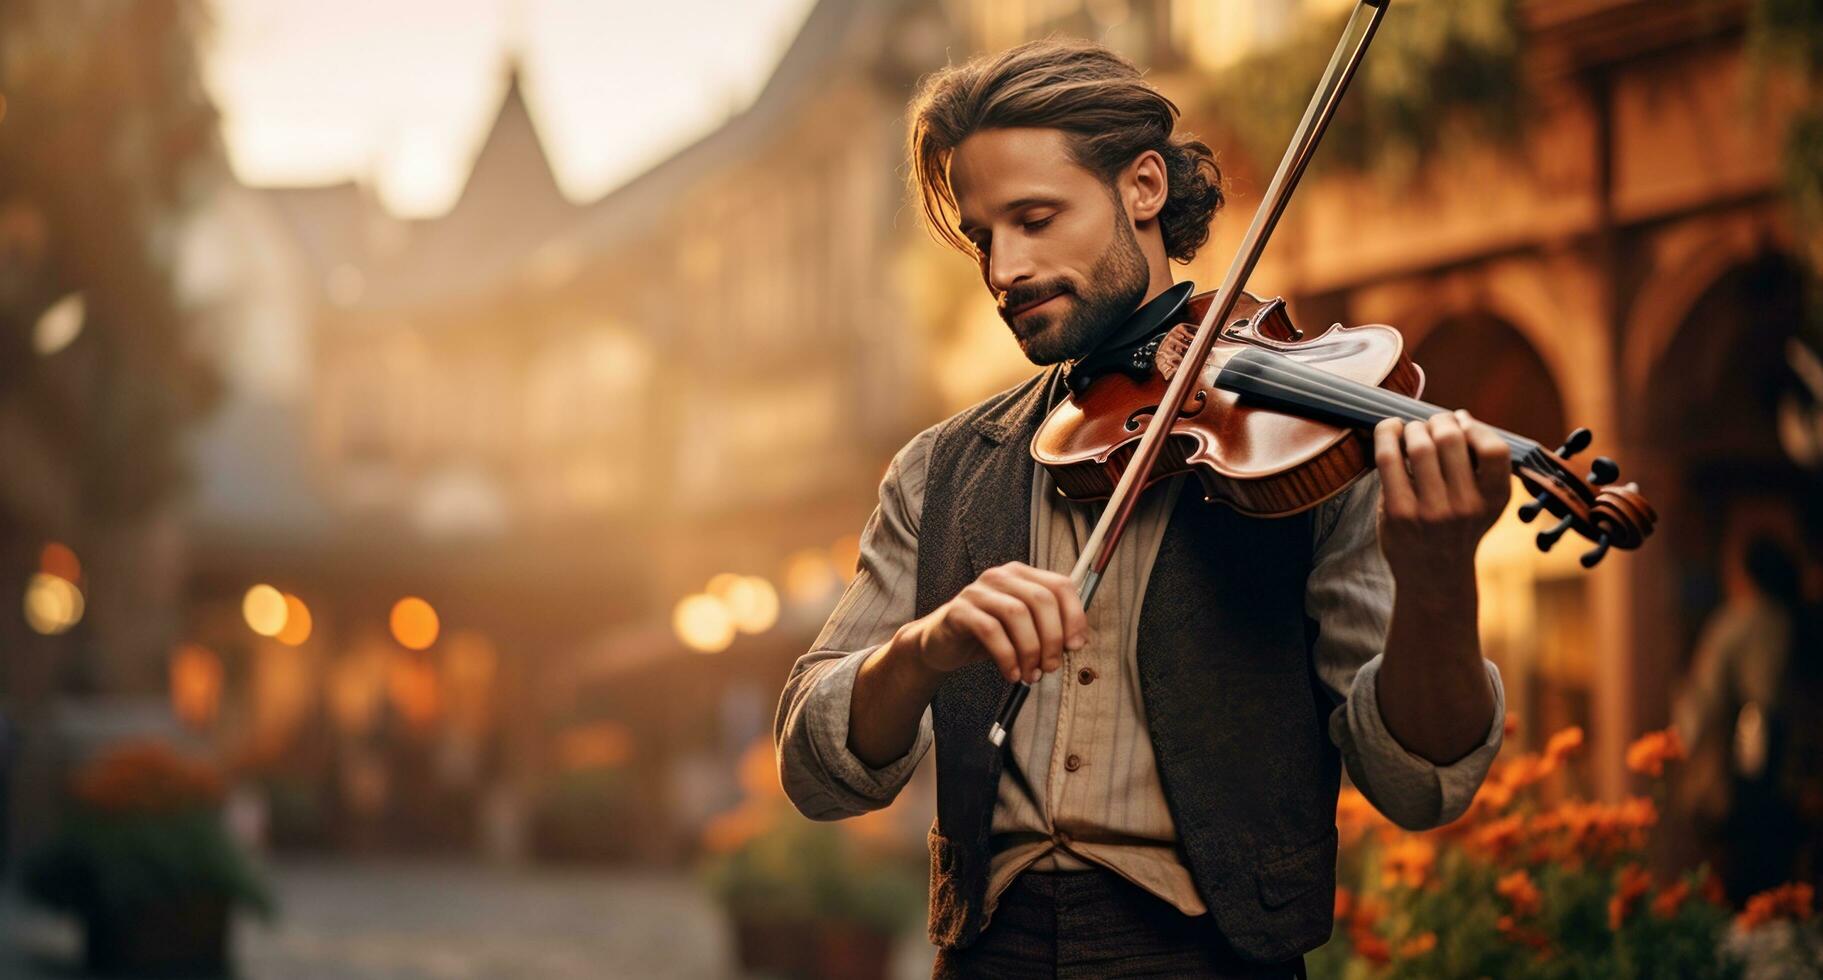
[167,0,1818,865]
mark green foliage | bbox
[1748,0,1823,336]
[24,805,273,921]
[0,0,222,519]
[699,814,926,936]
[1202,0,1522,183]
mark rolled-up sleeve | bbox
[774,426,937,820]
[1308,473,1506,831]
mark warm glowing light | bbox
[707,574,779,634]
[34,293,84,355]
[39,542,81,584]
[673,593,735,653]
[329,647,386,735]
[171,643,224,730]
[441,631,497,734]
[243,584,288,637]
[556,721,634,771]
[830,533,861,583]
[276,593,313,646]
[389,596,440,650]
[24,573,83,635]
[783,548,840,606]
[386,653,441,728]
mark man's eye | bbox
[1024,216,1054,232]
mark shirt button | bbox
[1053,831,1071,847]
[1065,753,1082,772]
[1077,667,1096,685]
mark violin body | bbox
[1034,289,1424,516]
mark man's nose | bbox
[985,236,1034,295]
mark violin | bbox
[1033,286,1655,566]
[987,0,1656,746]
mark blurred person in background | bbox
[1674,533,1814,902]
[776,39,1509,979]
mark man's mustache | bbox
[999,281,1073,320]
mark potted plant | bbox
[23,741,273,978]
[700,740,926,980]
[1310,723,1822,978]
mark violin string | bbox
[1224,350,1546,455]
[1215,356,1553,471]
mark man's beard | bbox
[999,209,1150,366]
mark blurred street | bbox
[1,860,937,980]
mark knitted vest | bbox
[917,368,1341,964]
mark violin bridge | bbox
[1153,323,1196,381]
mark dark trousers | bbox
[932,869,1307,979]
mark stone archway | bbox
[1634,251,1813,662]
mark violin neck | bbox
[1213,348,1543,463]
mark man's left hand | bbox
[1372,410,1512,586]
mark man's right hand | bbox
[904,562,1088,684]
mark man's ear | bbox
[1124,149,1168,224]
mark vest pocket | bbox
[926,825,972,948]
[1254,827,1339,909]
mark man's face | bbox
[948,127,1150,365]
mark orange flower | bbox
[1527,797,1658,863]
[1497,915,1552,952]
[1353,932,1391,966]
[1470,814,1527,861]
[1544,726,1585,766]
[1336,787,1388,846]
[700,803,769,855]
[1380,836,1436,890]
[1700,868,1728,907]
[1609,864,1653,929]
[1351,892,1387,928]
[1397,931,1438,958]
[1625,728,1686,778]
[70,741,224,814]
[1651,880,1691,919]
[1736,883,1815,932]
[1497,869,1543,917]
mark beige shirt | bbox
[776,412,1505,923]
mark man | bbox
[776,39,1507,978]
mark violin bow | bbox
[990,0,1392,746]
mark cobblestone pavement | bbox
[1,859,937,980]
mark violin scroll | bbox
[1514,427,1657,567]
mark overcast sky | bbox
[204,0,818,217]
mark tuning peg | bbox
[1536,514,1574,552]
[1518,490,1552,523]
[1579,533,1612,568]
[1554,427,1593,459]
[1584,457,1619,486]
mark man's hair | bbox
[906,38,1224,265]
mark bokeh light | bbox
[23,572,84,635]
[556,721,634,771]
[276,592,314,646]
[673,593,735,653]
[390,596,440,650]
[829,533,861,583]
[782,548,840,607]
[38,541,81,584]
[386,653,441,728]
[328,647,387,736]
[243,583,288,637]
[33,292,84,355]
[708,574,779,634]
[170,643,224,730]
